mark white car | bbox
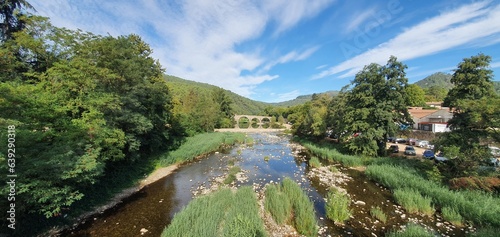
[416,140,429,148]
[435,152,448,163]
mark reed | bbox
[441,206,463,226]
[161,186,267,237]
[366,164,500,227]
[300,141,364,167]
[370,206,387,223]
[309,157,321,168]
[393,188,434,215]
[281,178,318,237]
[158,132,248,166]
[386,223,435,237]
[325,188,351,223]
[264,184,291,224]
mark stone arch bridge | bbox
[233,115,273,129]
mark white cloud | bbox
[271,90,302,103]
[344,7,377,33]
[261,46,320,72]
[31,0,334,98]
[491,61,500,68]
[312,1,500,80]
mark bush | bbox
[449,177,500,193]
[325,188,351,223]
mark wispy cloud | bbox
[31,0,334,98]
[271,90,302,103]
[491,61,500,69]
[344,7,377,33]
[261,46,320,72]
[312,1,500,80]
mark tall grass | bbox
[223,166,241,184]
[441,206,463,226]
[393,188,434,215]
[386,223,435,237]
[370,206,387,223]
[300,141,365,167]
[309,157,321,168]
[366,164,500,227]
[161,186,267,237]
[264,184,291,225]
[281,178,318,237]
[158,132,248,166]
[325,188,351,223]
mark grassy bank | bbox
[265,178,318,237]
[298,140,500,229]
[366,164,500,227]
[161,186,267,237]
[158,132,249,166]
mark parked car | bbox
[426,144,435,150]
[435,152,449,163]
[406,138,417,145]
[404,146,416,156]
[422,150,435,160]
[387,137,396,143]
[417,140,429,148]
[395,138,407,144]
[389,145,399,153]
[489,158,499,167]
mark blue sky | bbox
[30,0,500,102]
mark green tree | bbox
[291,93,331,137]
[337,56,412,156]
[405,84,426,106]
[437,54,497,176]
[0,16,175,220]
[0,0,34,41]
[424,86,448,102]
[212,87,234,128]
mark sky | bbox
[30,0,500,103]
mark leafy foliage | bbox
[331,56,412,156]
[0,15,175,219]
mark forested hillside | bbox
[164,75,269,115]
[414,72,453,89]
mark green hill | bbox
[272,91,340,107]
[164,75,270,115]
[414,72,453,89]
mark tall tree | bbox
[437,54,497,176]
[337,56,411,156]
[0,0,34,41]
[212,87,234,128]
[405,84,426,106]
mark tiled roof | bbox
[408,108,438,119]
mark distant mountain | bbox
[271,91,340,107]
[413,72,500,94]
[164,75,270,115]
[414,72,453,89]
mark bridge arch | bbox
[234,115,273,129]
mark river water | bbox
[66,133,468,237]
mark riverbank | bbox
[43,132,249,236]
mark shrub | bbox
[325,188,351,223]
[370,206,387,223]
[449,177,500,193]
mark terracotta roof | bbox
[408,108,438,119]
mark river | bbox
[65,132,468,237]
